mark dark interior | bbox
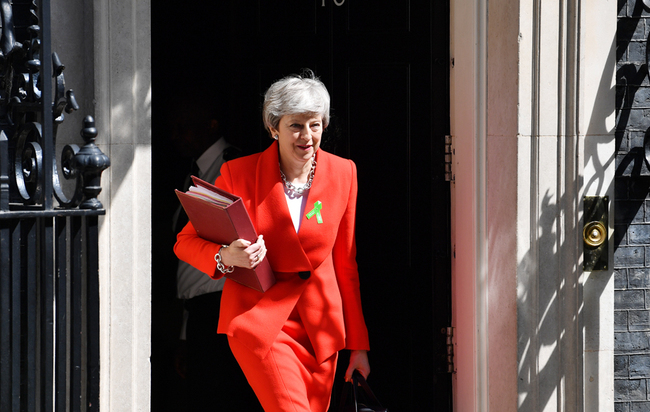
[151,1,452,410]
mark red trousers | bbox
[228,309,338,412]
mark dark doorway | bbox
[151,1,451,410]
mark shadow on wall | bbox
[516,7,618,412]
[612,0,650,408]
[611,0,650,409]
[615,2,650,277]
[517,192,578,411]
[616,0,650,181]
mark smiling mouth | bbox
[297,145,312,150]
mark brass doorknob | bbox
[583,221,606,247]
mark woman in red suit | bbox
[174,71,370,412]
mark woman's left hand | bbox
[344,350,370,381]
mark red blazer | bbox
[174,141,370,363]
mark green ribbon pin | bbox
[306,200,323,224]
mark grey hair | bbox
[262,70,330,134]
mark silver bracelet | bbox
[215,245,234,274]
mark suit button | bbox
[298,271,311,279]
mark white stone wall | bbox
[93,1,152,410]
[450,0,616,411]
[53,1,152,410]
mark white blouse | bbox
[284,187,309,232]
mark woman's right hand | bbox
[220,235,266,269]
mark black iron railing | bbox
[0,1,109,411]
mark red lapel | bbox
[253,142,312,273]
[252,143,347,273]
[298,150,342,269]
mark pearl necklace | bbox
[280,155,317,196]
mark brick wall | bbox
[616,1,650,410]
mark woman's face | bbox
[271,113,323,165]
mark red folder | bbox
[175,176,275,292]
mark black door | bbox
[152,1,451,410]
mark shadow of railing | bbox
[612,0,650,409]
[516,3,618,410]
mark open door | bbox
[152,1,452,410]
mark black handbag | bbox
[338,370,388,412]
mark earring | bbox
[273,135,278,140]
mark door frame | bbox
[449,0,616,411]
